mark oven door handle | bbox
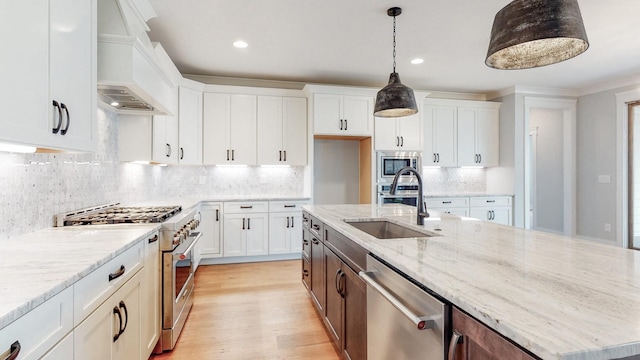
[174,231,202,261]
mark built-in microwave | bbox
[377,151,422,182]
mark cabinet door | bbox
[223,214,246,257]
[178,87,203,165]
[229,94,257,164]
[433,106,458,167]
[470,208,491,222]
[457,108,478,166]
[49,0,96,151]
[75,271,141,360]
[246,214,268,256]
[141,232,160,358]
[477,108,500,167]
[310,236,325,312]
[450,307,536,360]
[374,117,399,151]
[203,93,231,164]
[282,97,307,165]
[153,114,179,164]
[324,248,343,349]
[200,203,222,257]
[423,105,436,165]
[342,265,367,360]
[491,208,512,226]
[40,332,73,360]
[268,212,290,254]
[257,96,284,165]
[0,2,50,148]
[343,95,373,136]
[289,213,303,253]
[314,94,343,135]
[397,113,422,150]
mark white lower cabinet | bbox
[269,212,303,254]
[141,232,160,358]
[469,196,513,226]
[0,287,73,360]
[74,270,142,360]
[41,332,73,360]
[199,202,223,260]
[223,202,269,257]
[428,197,470,217]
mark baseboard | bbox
[198,253,302,266]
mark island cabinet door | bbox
[450,307,538,360]
[310,234,325,312]
[342,264,367,360]
[324,248,343,350]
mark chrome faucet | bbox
[389,166,429,225]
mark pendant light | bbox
[486,0,589,70]
[374,7,418,118]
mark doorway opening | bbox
[627,103,640,249]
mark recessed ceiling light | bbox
[233,40,248,48]
[110,101,120,107]
[411,58,424,65]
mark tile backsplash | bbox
[422,167,487,194]
[0,106,303,240]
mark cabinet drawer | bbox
[428,197,469,208]
[430,207,469,217]
[302,257,311,290]
[224,201,269,214]
[269,200,308,213]
[309,215,324,241]
[0,287,73,360]
[74,241,143,326]
[302,211,310,230]
[470,196,512,207]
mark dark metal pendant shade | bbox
[374,72,418,117]
[486,0,589,70]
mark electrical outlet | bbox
[199,176,206,185]
[604,223,611,232]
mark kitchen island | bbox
[303,204,640,360]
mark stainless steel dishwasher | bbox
[360,254,450,360]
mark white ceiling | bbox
[147,0,640,94]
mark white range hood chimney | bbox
[97,0,174,115]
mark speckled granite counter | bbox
[302,204,640,360]
[130,196,310,211]
[0,224,159,330]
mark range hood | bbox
[97,0,174,115]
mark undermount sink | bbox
[344,219,438,239]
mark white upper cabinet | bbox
[203,93,257,165]
[457,106,500,167]
[0,0,97,151]
[257,96,307,165]
[424,99,500,167]
[374,112,422,151]
[178,87,203,164]
[313,94,373,136]
[152,87,179,164]
[423,104,458,167]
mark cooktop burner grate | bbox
[63,206,182,226]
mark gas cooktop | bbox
[57,204,182,226]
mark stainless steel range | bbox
[55,203,202,352]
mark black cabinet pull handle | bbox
[396,136,400,147]
[312,238,319,245]
[286,216,290,228]
[279,150,282,161]
[479,154,482,163]
[242,218,246,230]
[180,147,184,160]
[486,200,496,203]
[215,209,219,221]
[108,265,125,281]
[303,269,309,277]
[284,204,296,208]
[231,149,235,161]
[227,149,230,161]
[166,143,171,157]
[312,224,320,231]
[119,300,128,336]
[335,268,342,294]
[303,239,309,245]
[433,153,436,163]
[247,218,251,230]
[113,306,122,342]
[148,234,158,244]
[443,201,452,204]
[344,119,348,131]
[52,100,63,134]
[60,103,70,135]
[240,205,253,209]
[290,216,294,228]
[400,136,404,147]
[340,119,343,130]
[284,150,286,161]
[5,341,21,360]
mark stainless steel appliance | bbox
[377,151,421,183]
[157,209,201,352]
[55,203,200,352]
[360,254,450,360]
[377,183,423,207]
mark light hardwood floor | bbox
[150,260,340,360]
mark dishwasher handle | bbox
[360,270,436,331]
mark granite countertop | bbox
[130,196,310,211]
[0,224,159,330]
[425,192,514,197]
[302,204,640,360]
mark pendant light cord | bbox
[392,14,397,73]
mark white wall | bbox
[313,139,360,204]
